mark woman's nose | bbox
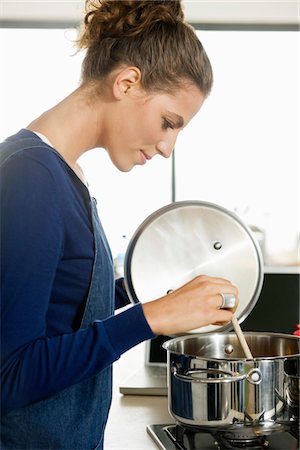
[156,137,176,158]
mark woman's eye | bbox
[162,118,174,130]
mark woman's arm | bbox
[115,278,131,309]
[0,151,154,412]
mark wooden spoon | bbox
[231,316,253,359]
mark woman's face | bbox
[101,81,205,172]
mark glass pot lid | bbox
[124,200,264,334]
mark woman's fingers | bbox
[142,274,239,336]
[178,275,239,311]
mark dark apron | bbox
[1,138,115,449]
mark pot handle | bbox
[172,366,262,384]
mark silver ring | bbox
[219,293,235,309]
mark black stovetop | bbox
[147,424,300,450]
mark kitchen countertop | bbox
[104,341,173,450]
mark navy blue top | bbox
[0,129,155,412]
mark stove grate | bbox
[146,424,299,450]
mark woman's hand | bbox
[142,275,238,335]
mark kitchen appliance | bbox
[146,423,299,449]
[123,201,300,449]
[119,337,167,396]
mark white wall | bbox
[0,18,299,268]
[0,0,299,25]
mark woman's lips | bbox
[140,150,152,164]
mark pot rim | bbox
[163,331,300,361]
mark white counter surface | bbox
[104,341,174,450]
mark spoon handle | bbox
[232,316,253,359]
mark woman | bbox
[0,1,238,448]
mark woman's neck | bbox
[27,86,104,167]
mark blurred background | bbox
[0,1,299,273]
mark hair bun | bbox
[79,0,185,48]
[77,0,213,98]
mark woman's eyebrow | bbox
[166,112,184,128]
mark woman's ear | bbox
[112,66,142,100]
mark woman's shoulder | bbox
[0,129,81,198]
[1,129,90,208]
[0,129,66,172]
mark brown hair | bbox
[77,0,213,96]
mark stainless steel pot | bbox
[124,201,300,436]
[163,332,300,434]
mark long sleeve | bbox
[115,277,131,309]
[1,138,155,413]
